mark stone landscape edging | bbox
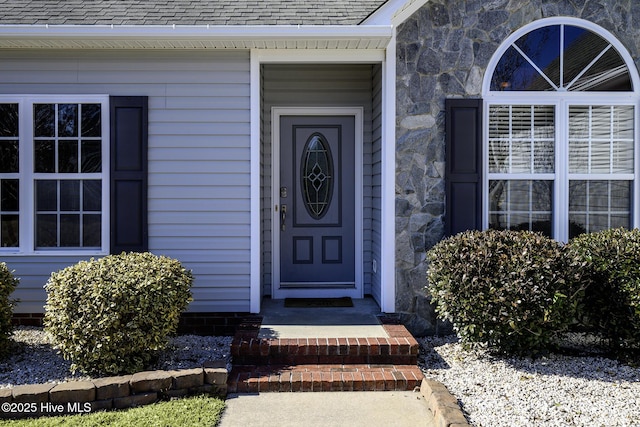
[420,378,470,427]
[1,352,468,426]
[0,362,228,420]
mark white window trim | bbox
[482,18,640,242]
[0,95,110,256]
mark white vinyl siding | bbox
[0,50,251,313]
[261,64,379,297]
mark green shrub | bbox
[426,230,583,354]
[567,228,640,351]
[44,252,193,375]
[0,262,19,358]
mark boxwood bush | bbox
[426,230,584,354]
[566,228,640,351]
[0,262,19,359]
[44,252,193,375]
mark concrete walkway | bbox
[219,391,436,427]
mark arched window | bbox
[482,18,639,241]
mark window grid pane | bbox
[489,105,555,173]
[489,179,553,236]
[569,105,634,174]
[568,180,631,238]
[0,104,19,138]
[35,179,102,249]
[34,104,102,175]
[1,179,19,248]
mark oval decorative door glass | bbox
[301,133,334,219]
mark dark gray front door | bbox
[279,115,355,289]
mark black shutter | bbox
[445,98,483,236]
[110,96,148,253]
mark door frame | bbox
[271,107,364,299]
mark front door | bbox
[276,115,357,296]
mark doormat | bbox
[284,297,354,308]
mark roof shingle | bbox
[0,0,388,26]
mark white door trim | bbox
[271,107,364,299]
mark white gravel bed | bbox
[0,326,232,389]
[419,335,640,427]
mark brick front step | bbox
[228,364,424,393]
[231,336,418,366]
[231,323,419,366]
[229,315,423,393]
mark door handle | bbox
[281,204,287,231]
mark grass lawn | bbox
[1,394,225,427]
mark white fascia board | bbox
[0,24,392,48]
[390,0,429,25]
[361,0,407,25]
[362,0,429,26]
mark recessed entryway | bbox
[258,62,391,311]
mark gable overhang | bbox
[0,24,392,50]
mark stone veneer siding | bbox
[394,0,640,335]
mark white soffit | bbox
[0,25,392,50]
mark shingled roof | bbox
[0,0,388,26]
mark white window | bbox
[0,96,109,254]
[483,18,639,241]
